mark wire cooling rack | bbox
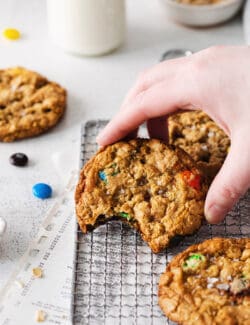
[72,120,250,325]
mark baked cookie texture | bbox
[75,138,208,253]
[168,110,230,180]
[0,67,66,142]
[159,238,250,325]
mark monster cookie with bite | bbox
[168,110,230,180]
[75,138,208,253]
[0,67,66,142]
[159,238,250,324]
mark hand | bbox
[97,46,250,224]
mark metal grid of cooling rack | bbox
[72,120,250,325]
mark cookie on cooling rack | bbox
[168,110,230,180]
[159,237,250,325]
[0,67,66,142]
[75,138,208,253]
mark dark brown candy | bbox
[9,153,28,167]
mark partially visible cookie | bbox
[0,67,66,142]
[75,138,208,253]
[168,110,230,180]
[159,237,250,325]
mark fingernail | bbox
[205,204,225,224]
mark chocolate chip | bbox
[35,79,48,89]
[137,176,147,186]
[43,108,52,113]
[9,152,28,167]
[144,191,151,201]
[168,235,184,247]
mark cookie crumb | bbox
[32,267,43,278]
[35,310,46,322]
[14,279,24,288]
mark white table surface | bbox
[0,0,244,299]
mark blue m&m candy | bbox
[32,183,52,199]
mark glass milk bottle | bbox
[47,0,126,56]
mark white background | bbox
[0,0,244,301]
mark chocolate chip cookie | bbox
[168,110,230,180]
[159,237,250,324]
[0,67,66,142]
[75,138,208,253]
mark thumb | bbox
[205,131,250,224]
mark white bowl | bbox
[159,0,244,27]
[0,217,7,238]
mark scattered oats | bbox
[190,125,196,130]
[227,275,232,281]
[15,279,24,288]
[119,188,125,194]
[156,180,162,186]
[216,283,229,291]
[35,310,46,322]
[233,258,239,262]
[32,267,43,278]
[157,189,164,195]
